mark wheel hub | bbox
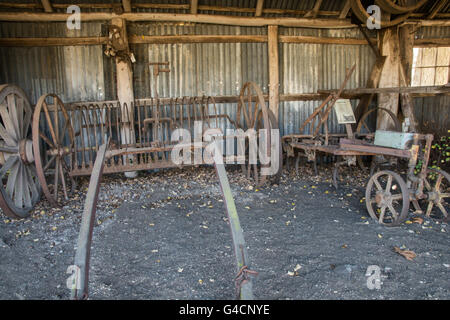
[375,191,392,207]
[19,139,34,164]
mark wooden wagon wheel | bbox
[356,107,402,172]
[350,0,413,28]
[422,168,449,219]
[236,82,272,186]
[376,0,429,14]
[365,170,410,226]
[0,84,41,218]
[32,94,75,207]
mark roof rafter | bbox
[40,0,53,13]
[255,0,264,17]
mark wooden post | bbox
[377,27,400,131]
[190,0,198,15]
[353,55,386,124]
[111,18,137,178]
[399,24,419,132]
[268,25,279,121]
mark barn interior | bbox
[0,0,449,301]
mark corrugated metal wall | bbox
[0,22,106,103]
[0,22,448,136]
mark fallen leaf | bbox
[393,246,416,261]
[411,217,424,225]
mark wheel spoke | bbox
[39,131,56,149]
[42,101,59,146]
[434,174,443,190]
[0,155,18,179]
[21,164,31,208]
[24,165,39,200]
[378,206,386,223]
[43,154,57,172]
[59,118,69,144]
[22,105,32,139]
[7,94,20,140]
[54,157,60,200]
[425,201,434,217]
[436,202,448,217]
[13,163,24,208]
[390,193,403,201]
[0,102,18,142]
[6,160,20,199]
[59,160,69,200]
[385,174,393,192]
[387,203,399,219]
[0,122,15,146]
[373,177,383,191]
[16,95,24,139]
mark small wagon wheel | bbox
[365,170,410,226]
[0,84,41,218]
[236,82,271,186]
[32,94,75,207]
[350,0,413,28]
[356,107,402,171]
[422,168,449,219]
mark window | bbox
[411,47,450,86]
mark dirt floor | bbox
[0,163,449,300]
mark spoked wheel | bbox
[32,94,75,207]
[356,107,402,171]
[376,0,429,14]
[236,82,271,186]
[366,170,410,226]
[350,0,415,28]
[422,168,450,219]
[0,84,41,218]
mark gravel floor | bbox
[0,164,449,300]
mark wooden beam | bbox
[414,38,450,47]
[190,0,198,15]
[304,0,323,18]
[0,37,108,47]
[268,25,279,120]
[427,0,448,19]
[255,0,264,17]
[122,0,131,13]
[40,0,53,13]
[339,0,351,19]
[319,86,450,95]
[279,35,373,45]
[0,12,357,28]
[4,34,447,48]
[129,34,267,44]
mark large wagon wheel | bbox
[365,170,410,226]
[376,0,429,14]
[422,168,449,219]
[32,94,75,207]
[350,0,414,28]
[236,82,272,186]
[0,84,41,218]
[356,107,402,172]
